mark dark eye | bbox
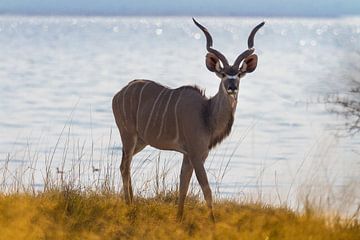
[221,73,226,78]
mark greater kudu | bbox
[112,18,264,221]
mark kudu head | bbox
[193,18,264,99]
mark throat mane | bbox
[202,99,234,150]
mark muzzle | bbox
[226,75,238,95]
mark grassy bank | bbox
[1,124,359,239]
[0,189,359,240]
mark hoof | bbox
[209,212,215,223]
[177,212,184,222]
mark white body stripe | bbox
[136,82,151,132]
[157,90,174,139]
[173,90,183,142]
[143,88,167,138]
[152,89,168,128]
[122,84,131,123]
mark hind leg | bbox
[120,134,136,204]
[120,133,145,203]
[120,134,147,204]
[126,138,146,201]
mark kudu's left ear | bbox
[240,54,258,73]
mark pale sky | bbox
[0,0,359,17]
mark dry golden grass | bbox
[0,189,359,240]
[1,124,359,239]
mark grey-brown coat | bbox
[112,18,264,221]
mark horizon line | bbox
[1,13,360,19]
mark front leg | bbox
[190,152,215,222]
[177,154,193,221]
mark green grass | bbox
[0,189,359,240]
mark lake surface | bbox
[0,16,359,210]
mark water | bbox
[0,16,359,208]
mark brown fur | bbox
[202,99,234,149]
[177,85,206,97]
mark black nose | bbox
[228,85,237,91]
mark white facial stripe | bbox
[226,75,238,79]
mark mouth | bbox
[227,89,237,95]
[227,89,238,99]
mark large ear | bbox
[240,54,258,73]
[206,52,222,73]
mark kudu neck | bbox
[205,82,236,149]
[211,83,237,115]
[209,83,236,130]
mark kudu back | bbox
[112,18,264,221]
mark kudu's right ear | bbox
[206,53,222,73]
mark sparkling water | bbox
[0,16,359,209]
